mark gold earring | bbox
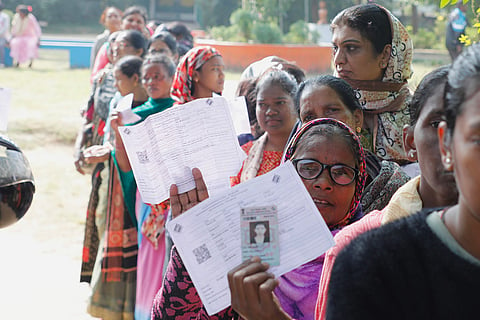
[356,126,361,133]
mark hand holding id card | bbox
[241,205,280,266]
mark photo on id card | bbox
[240,205,279,266]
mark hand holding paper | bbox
[166,162,334,315]
[118,96,246,204]
[170,168,209,219]
[116,93,141,125]
[228,257,291,320]
[0,88,12,132]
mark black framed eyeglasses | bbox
[292,158,358,186]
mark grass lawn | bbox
[0,48,444,319]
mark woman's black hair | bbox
[122,5,147,23]
[167,22,193,42]
[249,221,270,243]
[148,31,177,55]
[167,22,193,57]
[409,65,450,126]
[295,75,361,117]
[114,55,143,78]
[120,29,147,57]
[17,5,29,15]
[331,4,392,55]
[444,43,480,134]
[256,68,298,101]
[142,53,176,78]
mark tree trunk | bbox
[411,3,418,34]
[149,0,156,20]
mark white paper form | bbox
[0,87,12,132]
[118,96,246,204]
[167,161,335,315]
[227,96,251,135]
[116,93,141,125]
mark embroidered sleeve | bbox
[151,247,236,319]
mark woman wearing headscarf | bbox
[326,44,480,320]
[331,4,413,164]
[171,45,225,105]
[152,118,367,320]
[315,66,458,319]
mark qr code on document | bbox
[193,244,211,264]
[136,150,149,164]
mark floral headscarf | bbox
[283,118,366,229]
[334,5,413,163]
[170,46,221,104]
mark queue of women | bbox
[73,3,480,320]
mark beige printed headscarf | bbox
[334,5,413,163]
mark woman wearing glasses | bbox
[152,118,367,320]
[295,75,409,214]
[316,65,459,320]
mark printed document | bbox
[0,87,12,132]
[167,161,335,315]
[118,96,246,204]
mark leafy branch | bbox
[440,0,479,45]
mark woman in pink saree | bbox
[10,5,41,68]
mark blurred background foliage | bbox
[1,0,477,47]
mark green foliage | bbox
[409,28,438,48]
[464,25,480,43]
[208,8,256,43]
[252,21,283,44]
[440,0,469,8]
[283,20,309,44]
[196,0,240,29]
[439,0,479,46]
[209,5,322,44]
[209,25,245,42]
[230,8,255,39]
[254,0,295,24]
[407,16,448,49]
[1,0,149,26]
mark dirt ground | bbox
[0,50,98,319]
[0,144,96,319]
